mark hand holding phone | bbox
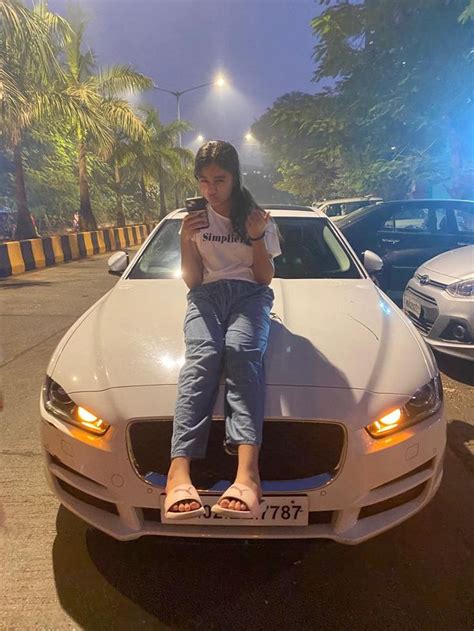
[185,196,209,229]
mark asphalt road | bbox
[1,252,473,630]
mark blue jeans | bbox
[171,280,274,460]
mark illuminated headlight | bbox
[366,375,443,438]
[42,377,110,436]
[446,278,474,298]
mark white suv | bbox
[315,197,383,220]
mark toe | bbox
[169,500,201,513]
[218,497,251,511]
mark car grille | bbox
[404,287,439,335]
[415,273,447,290]
[128,419,345,489]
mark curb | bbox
[0,224,153,278]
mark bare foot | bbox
[166,473,201,513]
[219,476,261,512]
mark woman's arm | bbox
[180,214,205,289]
[247,208,275,285]
[251,239,275,285]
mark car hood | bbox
[420,245,474,282]
[50,278,435,396]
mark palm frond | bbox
[97,64,153,96]
[32,1,71,41]
[31,90,114,150]
[98,98,147,155]
[1,0,41,46]
[0,60,26,114]
[2,0,64,79]
[173,146,194,164]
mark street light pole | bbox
[154,78,225,147]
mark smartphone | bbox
[185,196,209,228]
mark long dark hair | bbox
[194,140,259,243]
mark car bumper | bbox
[403,282,474,361]
[40,402,446,545]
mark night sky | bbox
[46,0,326,157]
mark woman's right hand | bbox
[181,212,208,242]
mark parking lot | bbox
[1,252,473,630]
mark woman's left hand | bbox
[246,208,270,240]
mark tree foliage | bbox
[0,1,192,239]
[253,0,474,202]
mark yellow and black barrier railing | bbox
[0,224,154,278]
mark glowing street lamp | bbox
[243,132,260,162]
[153,74,227,146]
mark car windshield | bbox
[343,201,372,214]
[128,216,362,280]
[337,203,380,226]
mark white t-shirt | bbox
[192,205,281,284]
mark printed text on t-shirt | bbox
[202,232,247,244]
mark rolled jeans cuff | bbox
[170,449,206,460]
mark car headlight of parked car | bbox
[446,278,473,298]
[366,375,443,438]
[42,377,110,436]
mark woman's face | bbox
[197,163,234,209]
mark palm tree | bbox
[1,0,71,239]
[117,126,150,222]
[1,2,150,238]
[168,153,196,209]
[109,130,131,226]
[126,108,192,220]
[60,17,152,230]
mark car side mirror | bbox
[363,250,383,273]
[108,250,129,276]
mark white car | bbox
[314,197,383,221]
[403,245,474,361]
[40,208,445,545]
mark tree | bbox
[1,2,151,237]
[125,108,192,220]
[252,91,344,201]
[59,14,152,230]
[0,0,71,239]
[167,148,196,209]
[253,0,474,201]
[108,131,130,226]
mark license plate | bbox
[403,295,422,318]
[160,494,309,526]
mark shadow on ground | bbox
[435,351,474,386]
[52,449,474,631]
[0,280,53,288]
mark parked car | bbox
[262,203,314,211]
[40,207,445,545]
[338,199,474,302]
[315,196,383,220]
[403,245,473,362]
